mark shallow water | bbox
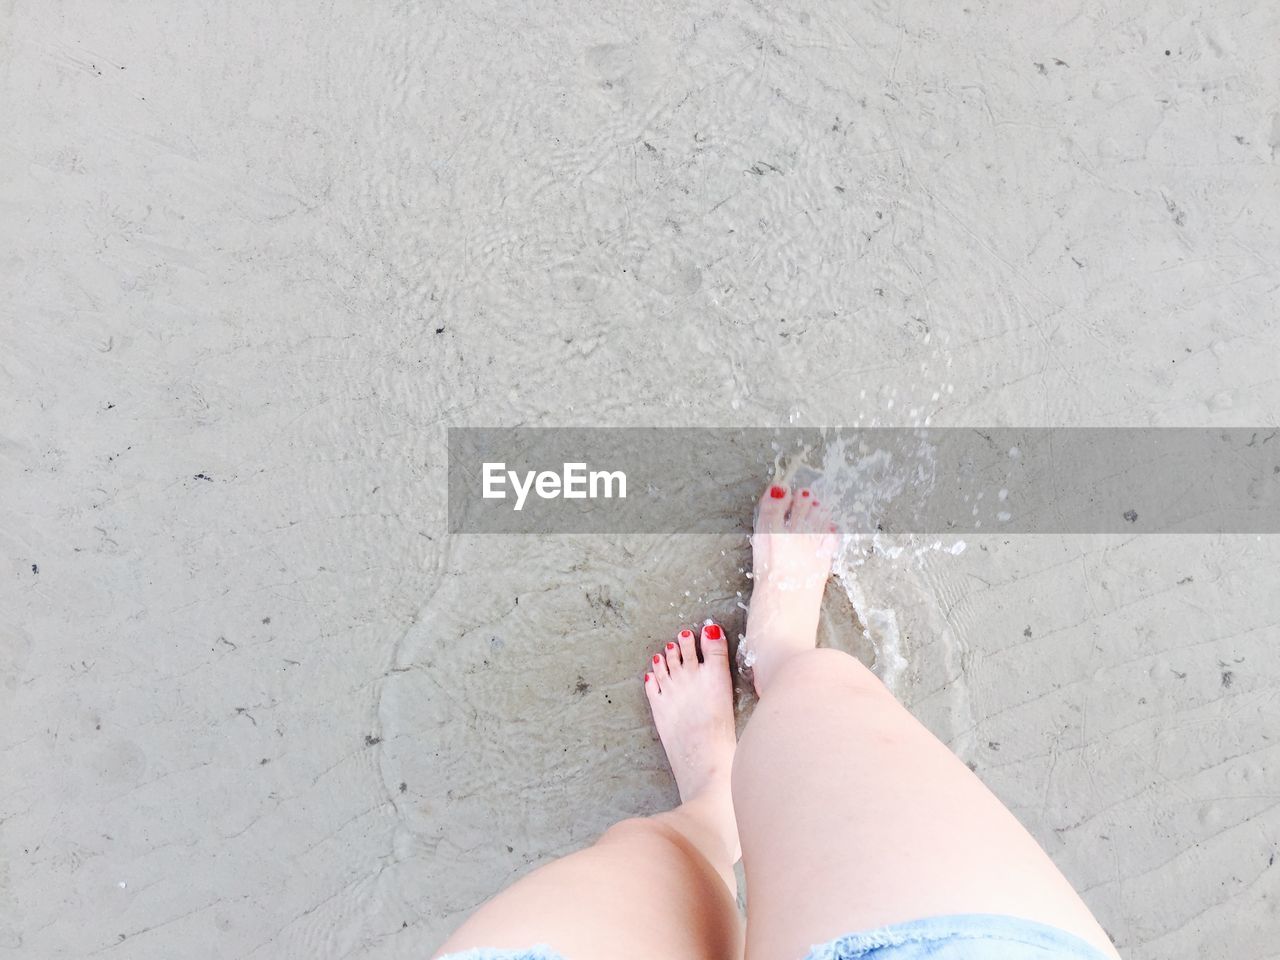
[5,2,1280,958]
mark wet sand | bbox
[4,2,1280,957]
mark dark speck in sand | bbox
[436,326,445,334]
[987,741,1001,751]
[574,676,590,695]
[259,757,270,765]
[1023,626,1032,638]
[966,760,978,771]
[1123,509,1138,523]
[399,781,407,793]
[1221,671,1234,689]
[194,473,213,481]
[31,563,38,574]
[365,734,382,746]
[262,616,271,624]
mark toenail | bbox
[801,489,810,497]
[666,642,676,650]
[769,485,786,499]
[812,499,820,506]
[644,673,650,683]
[704,624,723,640]
[653,654,661,664]
[679,630,693,638]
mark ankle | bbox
[745,630,814,696]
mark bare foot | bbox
[645,622,740,865]
[742,484,839,696]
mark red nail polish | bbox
[704,624,722,640]
[679,630,693,638]
[811,499,820,506]
[666,642,676,650]
[801,489,810,497]
[769,485,786,499]
[653,654,661,664]
[644,673,650,683]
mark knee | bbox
[595,817,713,881]
[767,646,888,698]
[598,817,687,857]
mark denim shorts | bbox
[437,913,1114,959]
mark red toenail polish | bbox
[653,654,661,664]
[644,673,650,683]
[769,486,785,499]
[679,630,693,638]
[801,489,810,497]
[812,499,820,506]
[704,624,722,640]
[666,642,676,650]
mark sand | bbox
[3,1,1279,957]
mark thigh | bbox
[433,817,743,960]
[732,649,1118,960]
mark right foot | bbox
[742,484,839,696]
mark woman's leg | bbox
[433,624,743,960]
[732,485,1120,960]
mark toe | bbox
[757,482,792,533]
[802,496,837,540]
[701,621,729,659]
[664,639,682,671]
[788,488,817,529]
[676,628,697,664]
[644,671,658,698]
[651,651,668,688]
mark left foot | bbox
[644,623,738,805]
[645,624,743,885]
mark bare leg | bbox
[733,485,1120,960]
[433,624,743,960]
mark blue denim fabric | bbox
[437,914,1114,960]
[802,914,1113,959]
[435,948,561,960]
